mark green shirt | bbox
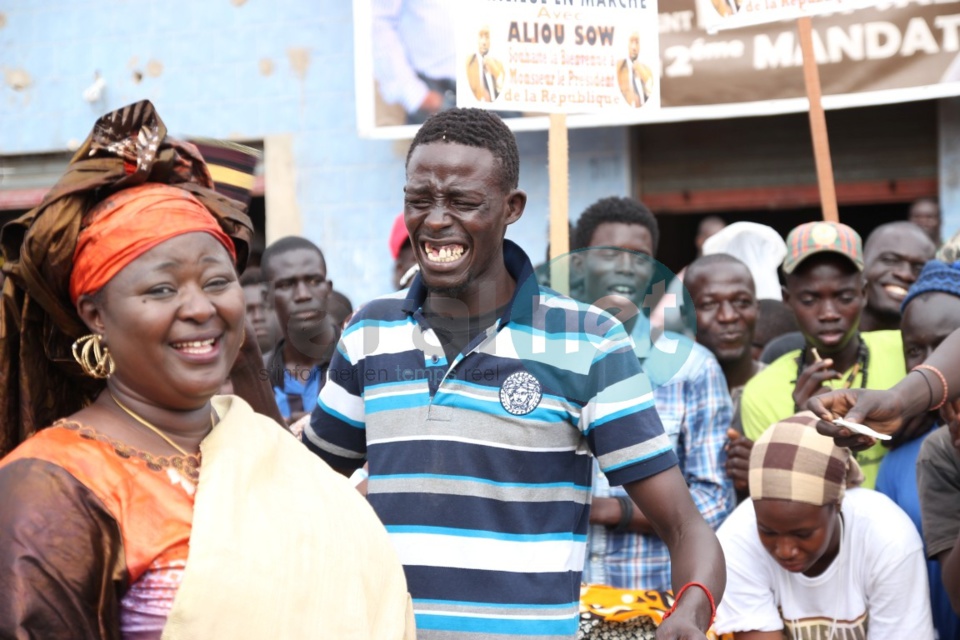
[741,330,905,489]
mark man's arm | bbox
[679,357,736,529]
[301,339,368,476]
[593,360,735,534]
[810,327,960,443]
[939,403,960,614]
[623,467,725,638]
[585,324,723,635]
[725,428,752,498]
[940,544,960,614]
[919,404,960,614]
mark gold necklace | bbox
[109,391,213,457]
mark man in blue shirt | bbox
[261,236,337,424]
[572,197,735,591]
[304,108,724,640]
[879,260,960,640]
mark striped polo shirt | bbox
[304,240,678,639]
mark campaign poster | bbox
[454,0,661,114]
[353,0,960,138]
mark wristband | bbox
[914,369,935,411]
[662,581,717,630]
[914,364,949,411]
[612,495,634,532]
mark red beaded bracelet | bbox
[914,364,949,411]
[661,581,717,630]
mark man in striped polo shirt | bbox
[304,108,724,639]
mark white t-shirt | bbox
[715,488,934,639]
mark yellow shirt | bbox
[741,330,905,489]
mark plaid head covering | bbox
[782,221,864,275]
[749,412,864,506]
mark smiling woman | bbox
[714,412,934,640]
[0,101,414,640]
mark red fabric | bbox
[70,183,236,303]
[388,211,409,260]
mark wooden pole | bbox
[548,113,570,295]
[797,16,839,222]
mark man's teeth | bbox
[173,338,215,354]
[884,285,908,298]
[426,244,465,263]
[610,285,635,294]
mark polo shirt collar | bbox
[401,239,538,328]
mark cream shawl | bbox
[162,396,415,639]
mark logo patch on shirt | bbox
[499,371,543,415]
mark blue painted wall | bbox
[0,0,632,306]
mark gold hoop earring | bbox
[71,334,116,379]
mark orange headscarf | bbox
[69,183,237,303]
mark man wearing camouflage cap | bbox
[735,222,906,488]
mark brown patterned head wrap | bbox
[749,411,864,506]
[0,100,254,455]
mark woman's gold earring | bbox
[71,334,116,379]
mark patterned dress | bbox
[0,420,198,640]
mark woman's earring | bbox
[72,334,115,379]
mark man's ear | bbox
[781,285,791,306]
[504,189,527,226]
[76,294,105,336]
[570,252,584,273]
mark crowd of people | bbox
[1,100,958,640]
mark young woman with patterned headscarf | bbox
[714,412,934,639]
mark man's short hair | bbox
[261,236,325,282]
[572,196,660,255]
[685,253,754,291]
[329,290,353,314]
[406,108,520,192]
